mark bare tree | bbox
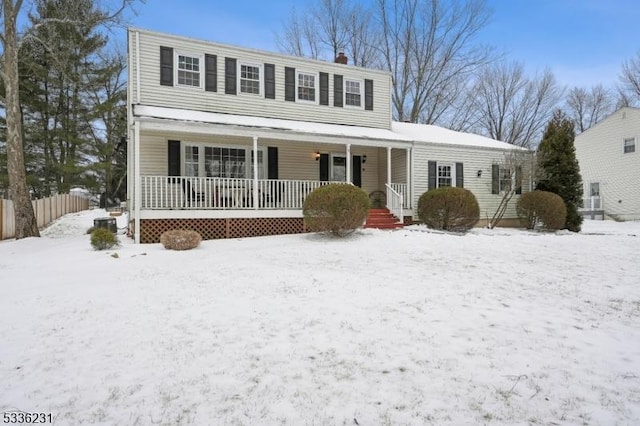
[565,85,614,133]
[0,0,135,239]
[487,149,534,229]
[472,61,561,148]
[619,50,640,104]
[1,0,40,238]
[377,0,494,123]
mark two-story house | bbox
[127,28,532,243]
[575,107,640,220]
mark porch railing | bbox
[141,176,345,210]
[581,196,602,211]
[385,183,404,222]
[390,183,410,209]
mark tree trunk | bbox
[3,0,40,238]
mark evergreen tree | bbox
[536,110,584,232]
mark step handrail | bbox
[384,183,403,223]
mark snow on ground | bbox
[1,210,639,425]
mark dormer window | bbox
[176,54,202,88]
[239,62,262,95]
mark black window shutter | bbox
[205,54,217,92]
[319,154,329,181]
[267,147,278,179]
[352,155,362,187]
[168,140,181,176]
[225,57,237,95]
[334,75,343,107]
[515,166,523,194]
[265,64,276,99]
[428,161,436,190]
[285,67,295,102]
[319,72,329,105]
[455,162,464,188]
[492,164,500,194]
[160,46,173,86]
[365,79,374,110]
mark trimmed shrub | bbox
[516,190,566,231]
[417,187,479,232]
[160,229,202,250]
[303,184,370,237]
[90,227,119,250]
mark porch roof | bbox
[133,105,414,148]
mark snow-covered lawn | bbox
[1,210,639,425]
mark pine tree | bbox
[536,110,584,232]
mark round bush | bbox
[90,227,119,250]
[417,187,479,232]
[303,184,370,237]
[516,190,566,231]
[160,229,202,250]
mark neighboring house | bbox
[127,28,531,243]
[575,107,640,221]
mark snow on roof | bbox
[134,105,413,143]
[134,105,525,151]
[392,121,526,150]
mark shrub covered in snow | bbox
[516,190,566,231]
[417,187,479,232]
[90,227,119,250]
[303,184,370,237]
[160,229,202,250]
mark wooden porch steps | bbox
[364,208,404,230]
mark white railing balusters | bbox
[385,183,404,224]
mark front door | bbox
[330,154,362,187]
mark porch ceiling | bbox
[133,105,413,149]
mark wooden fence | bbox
[0,194,89,240]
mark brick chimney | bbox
[335,52,348,65]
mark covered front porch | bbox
[130,106,415,243]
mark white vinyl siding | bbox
[413,143,532,222]
[129,28,392,129]
[575,107,640,220]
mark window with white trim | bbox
[183,143,265,179]
[296,71,317,102]
[176,53,202,88]
[239,62,261,95]
[345,79,362,107]
[623,137,635,154]
[499,167,512,192]
[437,164,453,187]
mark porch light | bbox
[362,155,367,164]
[477,169,482,178]
[315,151,320,161]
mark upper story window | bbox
[176,53,202,88]
[297,71,317,103]
[438,164,453,187]
[239,62,261,95]
[623,137,635,154]
[345,79,362,108]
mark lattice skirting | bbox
[140,218,307,243]
[403,216,414,225]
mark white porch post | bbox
[386,146,392,186]
[253,136,259,209]
[134,120,141,244]
[406,147,411,209]
[346,143,352,184]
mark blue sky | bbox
[126,0,640,88]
